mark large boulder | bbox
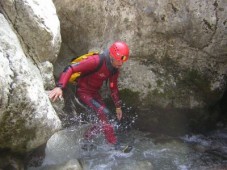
[0,0,61,63]
[0,0,62,89]
[0,0,62,152]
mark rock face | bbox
[1,0,61,63]
[0,0,62,152]
[53,0,227,132]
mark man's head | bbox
[109,41,129,69]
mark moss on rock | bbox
[119,88,140,107]
[0,110,37,152]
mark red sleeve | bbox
[56,55,99,89]
[109,71,122,108]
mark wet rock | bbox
[0,149,24,170]
[42,125,90,165]
[81,159,153,170]
[29,159,82,170]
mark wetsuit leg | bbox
[76,92,117,145]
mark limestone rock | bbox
[0,0,61,63]
[0,14,61,152]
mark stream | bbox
[26,121,227,170]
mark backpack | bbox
[68,52,104,83]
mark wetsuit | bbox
[56,51,121,145]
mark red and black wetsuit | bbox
[57,52,121,145]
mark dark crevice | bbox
[213,1,218,9]
[203,19,214,31]
[218,88,227,124]
[200,0,218,50]
[168,3,178,13]
[5,53,16,107]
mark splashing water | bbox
[26,101,227,170]
[27,125,227,170]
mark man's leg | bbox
[76,93,117,145]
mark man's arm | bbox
[48,56,99,101]
[57,56,98,89]
[109,72,123,120]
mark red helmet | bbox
[109,41,129,62]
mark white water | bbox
[27,125,227,170]
[27,103,227,169]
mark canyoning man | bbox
[48,41,132,152]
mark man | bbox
[49,41,132,152]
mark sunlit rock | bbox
[43,125,90,165]
[0,0,61,63]
[0,14,61,152]
[0,0,62,90]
